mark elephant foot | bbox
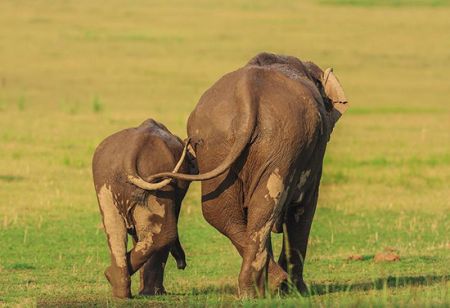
[280,278,309,296]
[296,279,310,296]
[238,274,258,298]
[238,287,257,299]
[139,286,166,296]
[104,266,131,299]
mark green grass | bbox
[92,96,104,113]
[0,0,449,306]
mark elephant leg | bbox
[131,204,181,295]
[132,234,159,294]
[278,185,319,295]
[217,225,285,294]
[139,247,170,295]
[202,171,287,297]
[201,172,248,256]
[98,196,131,298]
[239,170,288,298]
[239,203,273,298]
[126,196,176,280]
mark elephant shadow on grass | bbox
[308,274,450,296]
[37,274,447,305]
[179,284,238,296]
[178,274,448,297]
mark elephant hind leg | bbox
[138,248,170,296]
[201,172,248,255]
[137,237,184,296]
[127,197,176,295]
[97,185,131,298]
[126,204,161,275]
[201,171,287,297]
[239,207,272,298]
[239,169,289,298]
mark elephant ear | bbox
[322,68,349,114]
[304,61,333,111]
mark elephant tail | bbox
[145,70,258,182]
[125,138,190,190]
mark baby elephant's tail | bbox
[126,139,190,190]
[170,237,187,270]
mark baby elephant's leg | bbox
[128,195,177,295]
[139,225,186,295]
[131,235,170,295]
[139,248,170,295]
[97,185,131,298]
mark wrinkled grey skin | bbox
[146,52,349,298]
[92,119,194,298]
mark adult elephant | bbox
[143,52,349,297]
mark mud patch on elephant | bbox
[98,185,127,268]
[266,168,284,204]
[133,202,164,253]
[147,195,165,218]
[134,221,163,252]
[251,218,274,258]
[295,191,305,204]
[294,206,305,222]
[297,170,311,190]
[252,250,268,271]
[250,221,272,271]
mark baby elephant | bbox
[92,119,194,298]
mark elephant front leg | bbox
[279,186,319,296]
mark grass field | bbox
[0,0,449,306]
